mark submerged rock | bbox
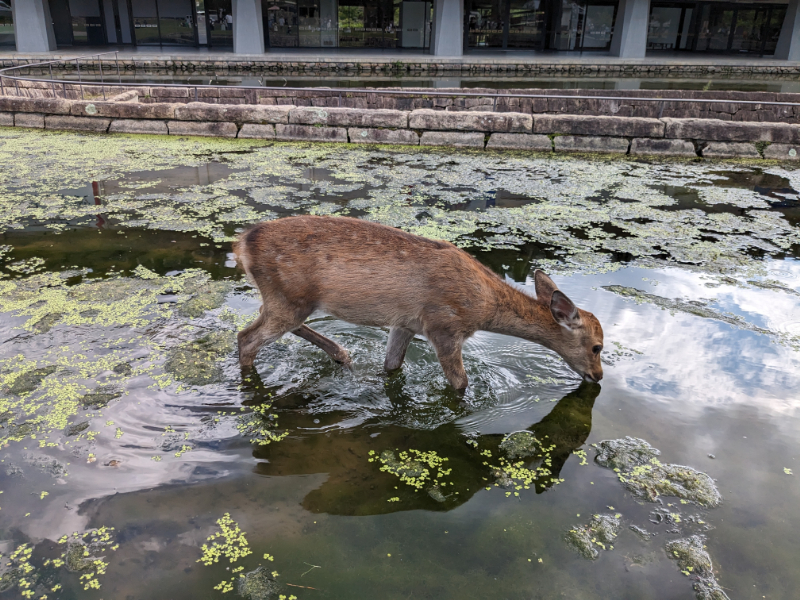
[499,431,540,459]
[80,386,123,409]
[22,453,67,477]
[65,420,90,437]
[238,566,281,600]
[629,524,653,541]
[379,450,426,480]
[8,366,57,396]
[64,542,95,572]
[595,437,722,507]
[178,281,232,318]
[566,513,621,560]
[666,536,730,600]
[164,330,236,386]
[427,485,447,502]
[112,362,133,376]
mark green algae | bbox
[371,449,452,496]
[498,431,540,459]
[665,536,730,600]
[7,366,58,396]
[565,513,621,560]
[595,437,722,507]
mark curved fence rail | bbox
[2,52,800,116]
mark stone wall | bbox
[2,80,800,123]
[3,57,800,77]
[0,95,798,160]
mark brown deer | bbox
[234,215,603,390]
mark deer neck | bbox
[486,282,558,348]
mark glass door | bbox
[68,0,107,45]
[692,3,787,55]
[0,0,14,47]
[506,0,546,49]
[132,0,197,45]
[580,2,614,48]
[206,0,233,46]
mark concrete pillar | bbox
[774,0,800,61]
[432,0,463,56]
[10,0,57,52]
[610,0,650,59]
[232,0,265,54]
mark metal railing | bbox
[1,51,800,116]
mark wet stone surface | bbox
[0,128,797,599]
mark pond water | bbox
[13,69,800,93]
[0,129,799,599]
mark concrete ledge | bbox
[348,128,419,145]
[420,131,485,148]
[763,144,800,160]
[0,97,72,115]
[174,103,293,124]
[14,113,45,129]
[290,107,408,128]
[167,121,238,137]
[663,118,800,144]
[702,141,760,158]
[487,133,552,151]
[239,123,276,139]
[275,124,347,142]
[45,115,111,132]
[0,112,12,127]
[630,138,697,157]
[109,119,168,135]
[554,135,630,154]
[535,115,664,138]
[410,109,532,133]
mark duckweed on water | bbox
[595,438,722,507]
[566,513,622,560]
[665,536,730,600]
[371,449,452,495]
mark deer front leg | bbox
[384,327,416,372]
[426,329,468,391]
[292,324,352,367]
[238,312,291,367]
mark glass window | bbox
[265,0,299,46]
[0,1,14,48]
[696,5,733,51]
[467,0,505,48]
[731,8,768,53]
[764,6,786,55]
[506,0,545,49]
[647,6,681,50]
[679,7,693,49]
[158,0,197,45]
[206,0,233,46]
[69,0,105,45]
[581,4,614,48]
[132,0,162,44]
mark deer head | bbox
[534,270,604,383]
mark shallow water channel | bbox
[0,129,799,599]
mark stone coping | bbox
[0,95,797,160]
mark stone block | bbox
[109,119,169,135]
[409,109,532,133]
[0,97,73,115]
[663,118,800,144]
[554,135,630,154]
[289,107,408,128]
[420,131,485,148]
[239,124,276,139]
[0,112,13,127]
[14,113,45,128]
[763,144,800,161]
[109,90,140,102]
[150,87,190,98]
[45,115,111,133]
[174,103,293,124]
[167,121,238,137]
[486,133,552,151]
[348,128,419,145]
[274,124,347,142]
[702,142,760,158]
[113,102,178,120]
[630,138,697,157]
[534,115,664,138]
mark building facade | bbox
[2,0,799,60]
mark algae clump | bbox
[665,535,730,600]
[499,431,540,459]
[566,513,621,560]
[595,437,722,507]
[8,366,57,396]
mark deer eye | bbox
[592,345,603,354]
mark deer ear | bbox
[550,290,582,329]
[534,269,559,305]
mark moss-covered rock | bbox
[595,437,722,507]
[666,536,729,600]
[566,513,621,560]
[499,431,540,459]
[8,366,57,396]
[178,281,232,318]
[80,386,122,409]
[238,566,281,600]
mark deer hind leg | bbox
[292,324,352,368]
[384,327,416,372]
[238,310,295,367]
[425,328,468,391]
